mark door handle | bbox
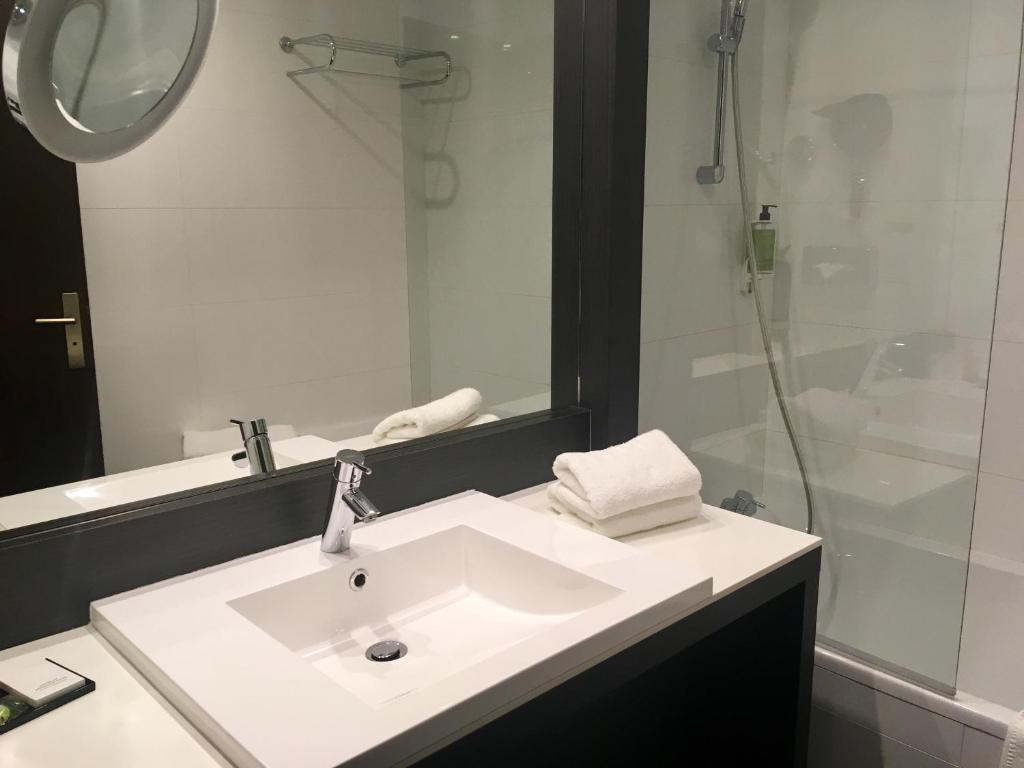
[34,292,86,369]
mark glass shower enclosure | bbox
[640,0,1021,691]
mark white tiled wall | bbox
[959,36,1024,712]
[399,1,553,414]
[758,0,1022,690]
[641,0,1023,756]
[810,665,1008,768]
[77,1,413,472]
[639,0,784,509]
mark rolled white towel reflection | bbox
[552,429,702,520]
[372,388,482,442]
[183,424,297,459]
[1001,711,1024,768]
[548,482,702,538]
[373,413,499,445]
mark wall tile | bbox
[948,202,1003,339]
[980,341,1024,480]
[958,53,1020,202]
[809,707,960,768]
[80,209,190,312]
[994,200,1024,342]
[971,471,1024,563]
[961,726,1006,768]
[969,0,1024,57]
[957,553,1024,709]
[641,204,752,342]
[813,668,964,764]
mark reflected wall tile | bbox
[427,287,549,386]
[196,366,412,440]
[90,308,202,471]
[424,204,551,298]
[73,0,416,471]
[81,209,190,313]
[76,111,184,209]
[782,202,956,333]
[783,53,967,206]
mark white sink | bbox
[93,492,712,768]
[230,525,622,707]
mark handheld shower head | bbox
[731,0,749,43]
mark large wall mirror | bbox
[0,0,556,534]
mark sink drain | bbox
[365,640,408,662]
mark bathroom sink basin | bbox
[230,525,622,707]
[93,492,712,768]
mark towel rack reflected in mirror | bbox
[279,34,452,88]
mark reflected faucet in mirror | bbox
[230,419,276,476]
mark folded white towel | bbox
[1002,712,1024,768]
[552,429,702,520]
[548,482,702,538]
[183,424,297,459]
[371,389,485,442]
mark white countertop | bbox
[0,486,819,767]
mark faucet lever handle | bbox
[334,450,371,484]
[230,418,269,440]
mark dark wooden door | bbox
[0,6,104,498]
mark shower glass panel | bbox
[639,0,1022,690]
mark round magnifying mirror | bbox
[3,0,216,162]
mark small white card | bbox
[0,659,86,707]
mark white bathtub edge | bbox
[815,645,1014,740]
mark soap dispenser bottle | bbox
[752,204,778,275]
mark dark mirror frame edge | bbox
[0,0,651,651]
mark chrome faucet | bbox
[321,450,381,553]
[230,418,276,476]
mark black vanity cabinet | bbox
[420,549,820,768]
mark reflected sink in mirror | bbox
[230,526,623,707]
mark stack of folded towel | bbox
[372,388,499,444]
[547,429,703,538]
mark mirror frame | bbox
[2,0,216,162]
[0,0,652,650]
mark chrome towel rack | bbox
[279,34,452,88]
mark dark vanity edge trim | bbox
[0,408,585,546]
[0,408,589,650]
[550,0,585,410]
[578,0,650,448]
